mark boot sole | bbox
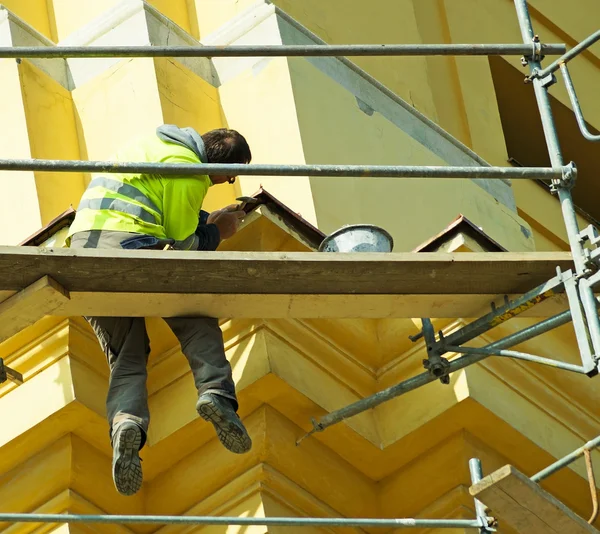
[113,424,143,496]
[197,398,252,454]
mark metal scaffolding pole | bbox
[448,346,588,374]
[0,513,487,528]
[470,459,496,533]
[560,63,600,142]
[529,30,600,80]
[0,43,567,59]
[531,435,600,483]
[438,272,566,349]
[0,158,573,179]
[298,309,572,440]
[514,0,600,372]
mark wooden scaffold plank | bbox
[0,247,577,318]
[469,465,599,534]
[0,275,70,344]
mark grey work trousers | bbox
[70,230,237,448]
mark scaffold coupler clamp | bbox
[551,161,577,193]
[418,319,452,384]
[422,327,451,385]
[523,36,557,87]
[481,515,498,533]
[422,356,451,384]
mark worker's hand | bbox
[206,204,239,224]
[209,209,245,239]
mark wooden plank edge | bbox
[48,292,572,319]
[0,275,70,345]
[470,465,599,534]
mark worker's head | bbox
[202,128,252,185]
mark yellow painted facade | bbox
[0,1,599,534]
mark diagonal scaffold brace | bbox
[297,261,600,444]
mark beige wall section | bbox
[50,0,117,42]
[146,0,192,34]
[412,0,472,147]
[1,0,53,40]
[288,58,533,251]
[72,58,165,166]
[219,57,317,224]
[51,0,192,42]
[154,57,236,212]
[19,61,86,224]
[442,0,510,166]
[193,0,256,38]
[0,60,42,245]
[442,0,600,147]
[195,0,437,120]
[273,0,437,122]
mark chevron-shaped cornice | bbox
[0,321,597,528]
[2,314,598,481]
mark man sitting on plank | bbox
[67,124,252,496]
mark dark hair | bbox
[202,129,252,164]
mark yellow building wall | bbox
[0,1,598,533]
[19,61,87,225]
[0,59,42,245]
[1,0,54,40]
[287,57,532,251]
[218,57,318,224]
[50,0,192,41]
[193,0,438,124]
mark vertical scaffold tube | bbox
[513,0,600,367]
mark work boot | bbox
[111,420,143,496]
[196,392,252,454]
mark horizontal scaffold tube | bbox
[0,44,567,58]
[0,159,573,179]
[531,434,600,483]
[0,513,486,528]
[448,346,588,374]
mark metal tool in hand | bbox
[234,196,260,213]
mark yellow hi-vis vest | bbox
[66,133,212,247]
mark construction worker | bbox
[66,124,252,497]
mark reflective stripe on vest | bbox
[88,177,162,216]
[77,198,157,225]
[78,177,162,225]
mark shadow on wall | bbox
[72,103,91,188]
[490,56,600,225]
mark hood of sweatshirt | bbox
[155,124,208,163]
